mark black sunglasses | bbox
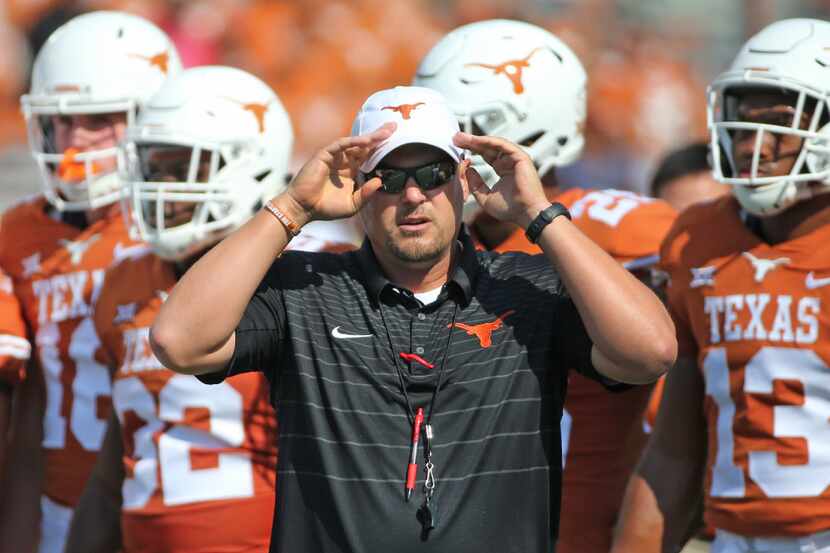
[361,159,457,194]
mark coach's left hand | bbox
[453,132,550,228]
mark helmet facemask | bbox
[708,74,830,216]
[125,141,266,261]
[23,103,136,211]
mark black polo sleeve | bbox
[526,254,628,391]
[551,292,628,390]
[196,260,287,385]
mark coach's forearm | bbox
[151,193,306,374]
[534,213,676,384]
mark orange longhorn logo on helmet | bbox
[128,51,170,75]
[223,98,275,133]
[381,102,426,120]
[465,48,544,94]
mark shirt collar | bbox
[356,225,478,307]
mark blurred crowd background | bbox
[0,0,827,208]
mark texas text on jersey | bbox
[93,251,277,553]
[472,187,677,553]
[0,195,140,507]
[662,194,830,536]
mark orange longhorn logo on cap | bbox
[448,310,515,348]
[56,148,102,182]
[224,98,275,133]
[128,51,170,75]
[465,48,543,94]
[382,102,425,120]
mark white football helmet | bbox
[414,19,587,188]
[123,65,293,261]
[21,11,182,211]
[708,18,830,216]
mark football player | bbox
[650,142,730,212]
[65,65,346,553]
[413,19,677,553]
[612,18,830,553]
[0,11,181,553]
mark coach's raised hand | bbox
[152,123,393,375]
[273,123,396,226]
[453,132,550,229]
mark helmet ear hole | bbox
[519,131,544,147]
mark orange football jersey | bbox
[662,194,830,537]
[0,195,142,507]
[472,188,677,553]
[94,252,277,553]
[0,264,30,386]
[557,187,678,268]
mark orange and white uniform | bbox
[557,188,677,553]
[473,187,677,553]
[93,251,277,553]
[0,195,139,513]
[662,195,830,540]
[0,265,30,386]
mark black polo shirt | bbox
[199,228,614,553]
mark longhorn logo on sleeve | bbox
[381,102,425,120]
[464,48,544,94]
[448,310,515,348]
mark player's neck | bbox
[758,193,830,245]
[85,202,120,225]
[54,202,119,229]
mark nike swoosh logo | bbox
[113,242,152,264]
[331,326,373,339]
[806,271,830,289]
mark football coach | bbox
[150,86,676,553]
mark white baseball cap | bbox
[351,86,465,172]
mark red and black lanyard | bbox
[379,296,458,533]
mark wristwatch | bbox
[525,202,571,244]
